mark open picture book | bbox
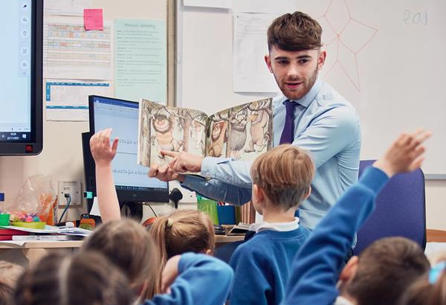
[137,98,273,167]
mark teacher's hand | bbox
[163,150,204,173]
[148,163,183,182]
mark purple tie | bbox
[279,100,297,144]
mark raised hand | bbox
[374,129,431,177]
[89,128,119,167]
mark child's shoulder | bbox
[233,227,309,257]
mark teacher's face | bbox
[265,46,326,100]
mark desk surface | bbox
[0,234,244,249]
[0,240,83,249]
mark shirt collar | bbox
[277,78,321,108]
[250,217,300,233]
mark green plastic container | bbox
[196,195,219,225]
[0,214,10,226]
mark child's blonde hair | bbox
[81,219,160,300]
[250,144,314,210]
[149,209,215,268]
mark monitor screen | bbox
[0,0,43,155]
[89,95,169,203]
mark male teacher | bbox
[150,11,361,231]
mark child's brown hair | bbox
[345,237,430,305]
[250,144,314,210]
[0,261,24,305]
[399,257,446,305]
[81,219,160,300]
[149,209,215,269]
[267,11,323,52]
[13,251,134,305]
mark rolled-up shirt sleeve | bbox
[181,174,252,205]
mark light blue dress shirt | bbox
[182,79,361,230]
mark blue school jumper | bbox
[281,167,389,305]
[229,226,310,305]
[143,252,233,305]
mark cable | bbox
[58,194,72,224]
[144,202,157,217]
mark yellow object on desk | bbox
[11,221,46,229]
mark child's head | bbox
[0,261,24,305]
[149,209,215,267]
[81,219,160,300]
[13,251,134,305]
[250,144,314,214]
[339,237,430,305]
[399,256,446,305]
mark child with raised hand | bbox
[282,129,432,305]
[90,130,234,305]
[149,209,215,271]
[229,144,314,305]
[89,128,121,222]
[13,251,135,305]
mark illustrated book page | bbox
[138,98,273,168]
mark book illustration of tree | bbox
[207,112,229,158]
[189,112,207,153]
[176,109,207,154]
[228,106,249,159]
[245,99,272,153]
[139,105,152,166]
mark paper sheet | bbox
[183,0,232,9]
[45,80,112,121]
[44,19,112,80]
[233,13,279,93]
[114,19,167,103]
[233,0,298,13]
[89,197,101,217]
[84,9,103,31]
[45,0,93,16]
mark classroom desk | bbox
[0,240,82,267]
[215,235,245,244]
[426,229,446,242]
[0,235,244,266]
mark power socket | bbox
[58,181,82,207]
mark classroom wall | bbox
[1,2,445,230]
[0,0,168,222]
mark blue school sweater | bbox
[229,226,310,305]
[143,252,233,305]
[281,166,389,305]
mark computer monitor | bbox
[0,0,43,155]
[87,95,169,204]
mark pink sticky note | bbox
[84,9,103,31]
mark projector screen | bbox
[0,0,43,155]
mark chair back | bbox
[353,160,426,255]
